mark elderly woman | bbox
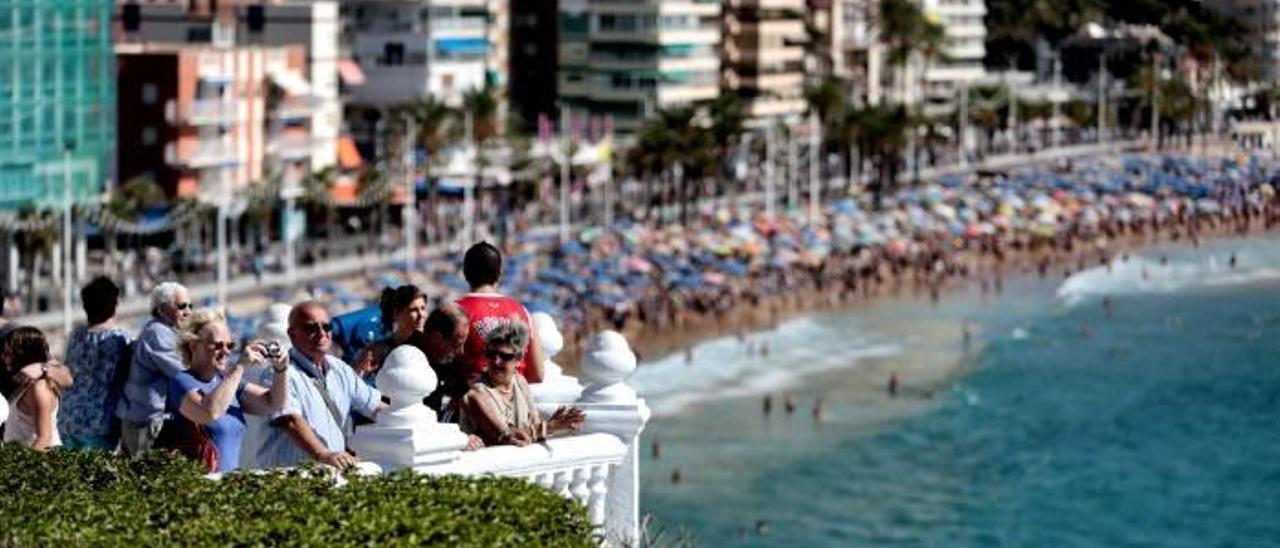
[163,308,288,472]
[459,319,584,447]
[352,285,428,381]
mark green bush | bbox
[0,445,594,546]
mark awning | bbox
[338,58,366,86]
[337,136,363,170]
[268,68,312,96]
[435,38,487,55]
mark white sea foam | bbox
[631,315,901,416]
[1056,248,1280,307]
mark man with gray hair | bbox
[116,281,192,456]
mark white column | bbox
[559,107,570,242]
[403,114,417,267]
[807,113,820,226]
[62,148,72,336]
[575,331,651,547]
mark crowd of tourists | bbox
[0,242,584,472]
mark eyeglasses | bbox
[484,350,523,363]
[175,303,192,311]
[304,322,333,335]
[206,341,236,352]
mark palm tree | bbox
[303,166,340,257]
[103,176,166,276]
[857,104,913,209]
[396,96,456,244]
[632,107,715,225]
[707,95,745,196]
[15,210,57,312]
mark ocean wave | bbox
[631,315,902,416]
[1055,250,1280,306]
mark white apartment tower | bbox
[559,0,722,132]
[920,0,987,105]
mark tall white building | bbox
[344,0,495,108]
[920,0,987,105]
[723,0,809,123]
[558,0,721,132]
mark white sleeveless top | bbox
[2,389,62,448]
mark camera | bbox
[264,341,283,360]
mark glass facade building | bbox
[0,0,115,210]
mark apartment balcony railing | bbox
[270,97,320,121]
[267,135,315,161]
[166,140,239,169]
[166,99,236,126]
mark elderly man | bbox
[408,304,470,416]
[255,301,386,470]
[116,282,191,456]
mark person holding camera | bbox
[163,308,289,473]
[255,302,387,470]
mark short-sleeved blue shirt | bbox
[167,370,246,473]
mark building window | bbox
[383,42,405,65]
[141,126,158,145]
[142,84,158,105]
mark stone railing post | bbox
[574,331,651,547]
[0,391,8,428]
[349,346,469,470]
[529,312,584,413]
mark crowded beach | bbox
[0,153,1277,476]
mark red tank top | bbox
[455,294,535,381]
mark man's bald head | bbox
[287,301,332,357]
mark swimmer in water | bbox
[763,394,773,416]
[652,439,661,460]
[783,393,796,414]
[1229,253,1237,269]
[1103,296,1114,318]
[812,396,824,422]
[671,467,683,484]
[888,373,900,398]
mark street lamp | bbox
[62,142,75,337]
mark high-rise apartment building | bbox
[116,44,316,200]
[116,0,344,171]
[722,0,808,122]
[0,0,116,210]
[559,0,721,132]
[921,0,986,105]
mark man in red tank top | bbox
[454,242,545,384]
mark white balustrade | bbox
[529,312,584,414]
[343,328,650,546]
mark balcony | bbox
[267,135,316,161]
[167,99,236,126]
[270,97,321,121]
[166,140,239,169]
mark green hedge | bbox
[0,445,594,546]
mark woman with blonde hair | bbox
[162,308,288,472]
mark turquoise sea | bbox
[636,236,1280,547]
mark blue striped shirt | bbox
[253,348,381,468]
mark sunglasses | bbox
[304,322,333,335]
[175,303,192,311]
[206,341,236,352]
[485,350,523,363]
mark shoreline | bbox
[559,212,1278,377]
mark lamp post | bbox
[403,114,417,267]
[61,143,74,337]
[558,106,570,242]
